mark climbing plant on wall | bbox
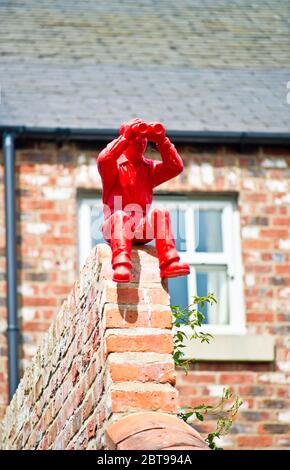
[171,294,243,450]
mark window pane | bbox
[91,206,104,245]
[170,208,186,251]
[196,267,229,325]
[168,275,188,311]
[195,209,223,252]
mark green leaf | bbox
[197,311,205,323]
[195,412,204,421]
[181,412,194,421]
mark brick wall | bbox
[0,141,289,448]
[0,243,178,449]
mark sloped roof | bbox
[0,0,289,132]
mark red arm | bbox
[152,137,184,188]
[97,135,129,185]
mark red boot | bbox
[152,208,190,279]
[103,210,133,284]
[113,263,131,283]
[160,260,190,279]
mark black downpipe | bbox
[3,133,19,400]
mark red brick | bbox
[260,229,289,238]
[106,333,173,354]
[263,147,290,156]
[81,391,94,422]
[109,362,176,384]
[104,286,170,305]
[242,193,268,203]
[237,435,273,448]
[238,386,274,397]
[243,239,273,250]
[20,200,55,211]
[220,373,255,385]
[178,396,217,408]
[22,322,50,332]
[86,359,98,389]
[86,415,97,440]
[71,361,80,384]
[111,388,178,413]
[50,286,72,295]
[177,385,199,396]
[40,213,69,222]
[258,423,289,434]
[276,265,290,274]
[42,236,75,245]
[180,374,216,384]
[247,313,274,322]
[273,217,290,226]
[22,297,57,307]
[104,305,172,329]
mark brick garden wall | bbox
[0,141,289,448]
[0,243,177,449]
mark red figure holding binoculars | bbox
[97,118,190,283]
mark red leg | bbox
[102,210,133,283]
[149,208,190,278]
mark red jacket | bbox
[97,136,183,220]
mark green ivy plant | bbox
[171,293,216,373]
[179,387,243,450]
[171,293,243,450]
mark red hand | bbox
[146,122,166,143]
[120,118,147,141]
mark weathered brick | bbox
[81,391,94,422]
[86,414,97,440]
[259,424,289,434]
[260,229,289,239]
[220,373,255,385]
[273,217,290,226]
[242,411,271,422]
[106,329,173,354]
[276,265,290,275]
[237,435,273,448]
[260,400,287,409]
[109,352,175,384]
[104,304,172,329]
[111,383,178,413]
[247,313,274,322]
[238,386,273,397]
[103,285,170,305]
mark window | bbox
[78,195,245,335]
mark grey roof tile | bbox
[0,0,289,132]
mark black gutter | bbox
[3,133,19,400]
[0,126,290,145]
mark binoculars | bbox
[130,121,165,137]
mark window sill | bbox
[182,334,275,362]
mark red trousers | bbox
[102,208,180,270]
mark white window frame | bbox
[152,196,245,335]
[78,195,245,336]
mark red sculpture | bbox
[97,118,190,283]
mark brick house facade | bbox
[1,0,290,451]
[1,140,289,449]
